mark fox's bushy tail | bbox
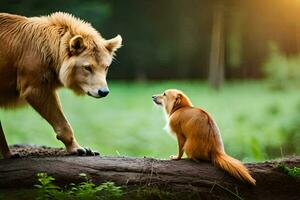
[213,152,256,185]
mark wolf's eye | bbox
[84,65,93,73]
[163,93,166,96]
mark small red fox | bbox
[152,89,256,185]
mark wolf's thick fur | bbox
[152,89,256,185]
[0,12,122,158]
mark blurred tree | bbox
[227,7,242,69]
[1,0,300,81]
[0,0,111,28]
[209,0,225,89]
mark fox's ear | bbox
[168,93,183,115]
[105,35,122,53]
[174,94,182,106]
[69,35,86,55]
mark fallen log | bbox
[0,145,299,200]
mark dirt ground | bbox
[10,144,69,158]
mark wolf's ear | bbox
[105,35,122,53]
[69,35,86,55]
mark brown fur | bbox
[152,89,256,185]
[0,12,122,158]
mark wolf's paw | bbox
[6,153,21,159]
[70,147,100,156]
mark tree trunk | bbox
[209,0,225,89]
[0,145,299,200]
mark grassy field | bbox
[1,81,299,161]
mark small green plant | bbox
[276,163,300,177]
[34,173,122,200]
[34,173,62,200]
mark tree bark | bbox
[0,146,299,199]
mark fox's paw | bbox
[69,147,100,156]
[170,155,181,160]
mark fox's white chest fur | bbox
[163,110,176,138]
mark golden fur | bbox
[152,89,256,185]
[0,12,122,158]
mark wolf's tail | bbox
[213,151,256,185]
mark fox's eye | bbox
[105,66,109,72]
[84,65,93,73]
[163,93,166,96]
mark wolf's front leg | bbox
[24,88,98,156]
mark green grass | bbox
[1,81,299,161]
